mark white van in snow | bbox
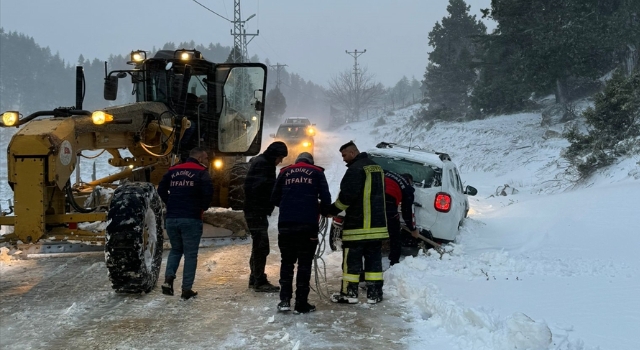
[368,142,477,243]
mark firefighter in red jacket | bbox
[384,170,418,266]
[328,141,388,304]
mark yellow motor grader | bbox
[0,49,267,293]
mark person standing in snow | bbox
[244,141,288,292]
[271,152,332,313]
[327,141,388,304]
[384,171,419,266]
[157,147,213,300]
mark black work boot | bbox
[293,302,316,314]
[181,289,198,300]
[248,275,255,289]
[277,300,291,312]
[330,282,359,304]
[161,277,175,296]
[254,274,280,293]
[254,281,280,293]
[366,282,383,304]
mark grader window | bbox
[218,66,266,153]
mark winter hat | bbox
[295,152,314,165]
[265,141,288,158]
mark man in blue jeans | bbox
[157,147,214,300]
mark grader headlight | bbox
[1,111,20,127]
[130,50,146,63]
[213,159,224,170]
[91,111,114,125]
[175,49,203,61]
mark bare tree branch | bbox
[325,67,384,121]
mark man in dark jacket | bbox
[328,141,388,305]
[271,152,331,314]
[244,141,288,292]
[157,147,213,300]
[384,171,418,266]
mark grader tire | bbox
[228,161,250,210]
[105,182,164,293]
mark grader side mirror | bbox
[104,75,118,101]
[253,89,264,112]
[254,100,264,112]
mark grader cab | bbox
[0,49,267,293]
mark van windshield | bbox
[276,125,306,138]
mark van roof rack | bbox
[375,141,451,161]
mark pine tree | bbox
[264,86,286,126]
[423,0,487,120]
[483,0,640,104]
[471,33,533,115]
[564,69,640,178]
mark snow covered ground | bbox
[343,106,640,349]
[1,104,639,349]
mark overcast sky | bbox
[0,0,493,87]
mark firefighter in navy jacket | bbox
[384,170,417,266]
[157,147,213,300]
[328,141,388,305]
[271,152,331,313]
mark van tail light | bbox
[434,192,452,213]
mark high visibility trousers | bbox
[341,240,384,298]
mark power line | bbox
[269,63,288,87]
[191,0,232,22]
[346,49,367,120]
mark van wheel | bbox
[105,182,165,293]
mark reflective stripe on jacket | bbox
[330,152,388,241]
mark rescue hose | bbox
[311,215,333,301]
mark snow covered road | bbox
[0,240,415,349]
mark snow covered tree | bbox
[422,0,487,120]
[564,68,640,179]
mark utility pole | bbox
[269,63,288,88]
[346,49,366,120]
[230,0,258,63]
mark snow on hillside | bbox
[330,105,640,349]
[1,103,639,349]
